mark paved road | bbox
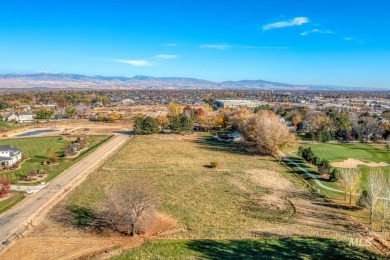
[10,184,46,193]
[0,134,129,243]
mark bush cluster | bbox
[297,146,337,181]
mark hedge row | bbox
[297,146,337,181]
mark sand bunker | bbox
[331,158,390,168]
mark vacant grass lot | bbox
[43,134,380,258]
[0,135,111,184]
[113,238,382,260]
[66,135,296,238]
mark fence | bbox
[0,220,33,253]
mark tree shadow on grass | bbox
[313,202,361,212]
[52,205,106,232]
[186,237,383,259]
[193,136,256,156]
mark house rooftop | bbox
[0,145,20,153]
[19,112,33,115]
[0,145,11,151]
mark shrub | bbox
[210,161,220,168]
[298,147,333,180]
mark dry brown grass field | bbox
[1,134,383,259]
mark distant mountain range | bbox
[0,73,378,91]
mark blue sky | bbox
[0,0,389,88]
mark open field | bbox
[0,135,111,184]
[1,134,383,259]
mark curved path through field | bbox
[0,134,129,245]
[284,157,344,193]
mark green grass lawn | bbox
[0,135,111,184]
[0,191,25,214]
[113,238,383,260]
[294,143,390,198]
[303,143,390,163]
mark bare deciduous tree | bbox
[358,168,384,230]
[241,110,295,156]
[337,168,361,204]
[98,182,156,236]
[378,178,390,232]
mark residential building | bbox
[214,99,267,109]
[17,112,34,123]
[3,112,33,123]
[0,145,22,167]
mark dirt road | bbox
[0,134,129,244]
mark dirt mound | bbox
[146,213,179,236]
[331,158,389,168]
[245,169,298,212]
[246,169,297,192]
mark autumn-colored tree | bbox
[198,114,216,131]
[291,114,302,128]
[183,105,192,118]
[156,115,170,130]
[195,107,205,118]
[337,168,361,204]
[47,147,58,163]
[214,113,224,128]
[0,179,10,198]
[305,113,333,132]
[107,113,120,122]
[241,110,295,156]
[230,108,252,130]
[358,168,385,230]
[167,102,181,117]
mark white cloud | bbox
[155,54,179,59]
[201,44,288,50]
[163,43,178,47]
[263,17,309,30]
[113,59,151,67]
[300,29,334,36]
[343,37,354,41]
[200,44,231,50]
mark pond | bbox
[15,129,60,137]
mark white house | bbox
[17,112,34,123]
[3,112,33,123]
[3,112,18,122]
[0,145,22,167]
[214,100,267,109]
